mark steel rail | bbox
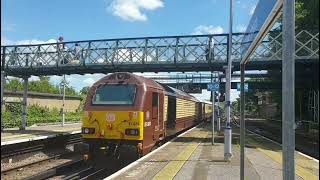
[1,133,81,159]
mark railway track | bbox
[1,133,82,159]
[229,109,319,160]
[27,154,134,180]
[24,159,86,180]
[26,122,204,180]
[1,133,84,180]
[1,152,73,174]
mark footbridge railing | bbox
[1,30,318,76]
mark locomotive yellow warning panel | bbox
[82,111,144,140]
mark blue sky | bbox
[1,0,258,101]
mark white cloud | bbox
[192,25,224,35]
[29,76,40,81]
[1,37,14,45]
[230,89,240,102]
[109,0,164,22]
[1,37,57,46]
[236,24,247,32]
[83,77,96,86]
[66,76,75,83]
[249,4,256,15]
[15,39,57,45]
[191,89,211,101]
[48,74,99,91]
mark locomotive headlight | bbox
[125,128,139,136]
[82,127,95,134]
[84,128,89,134]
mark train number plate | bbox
[106,113,115,122]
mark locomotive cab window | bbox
[152,92,159,117]
[152,93,158,107]
[92,84,136,105]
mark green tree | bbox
[296,0,319,31]
[5,76,79,96]
[29,76,60,94]
[78,86,90,111]
[80,86,90,95]
[5,79,23,91]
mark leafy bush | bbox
[5,103,23,114]
[2,104,81,128]
[28,104,51,117]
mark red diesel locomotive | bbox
[81,72,212,158]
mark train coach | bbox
[81,72,212,159]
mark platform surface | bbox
[107,123,319,180]
[1,123,81,146]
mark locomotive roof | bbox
[93,73,199,101]
[93,72,163,89]
[157,83,199,102]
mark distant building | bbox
[4,90,81,112]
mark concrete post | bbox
[62,75,66,126]
[21,76,28,130]
[224,67,232,160]
[240,64,245,180]
[317,90,319,123]
[224,0,233,161]
[212,91,215,145]
[217,91,221,131]
[282,0,295,179]
[1,71,5,131]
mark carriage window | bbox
[92,84,136,105]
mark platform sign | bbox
[182,84,202,93]
[207,83,219,92]
[240,0,282,62]
[237,83,248,92]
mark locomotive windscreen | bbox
[92,84,136,105]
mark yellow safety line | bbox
[249,138,318,180]
[152,132,208,180]
[152,143,199,180]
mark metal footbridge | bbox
[1,30,318,77]
[146,72,316,91]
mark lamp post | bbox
[61,75,66,126]
[224,0,233,161]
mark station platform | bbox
[106,123,319,180]
[1,123,81,146]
